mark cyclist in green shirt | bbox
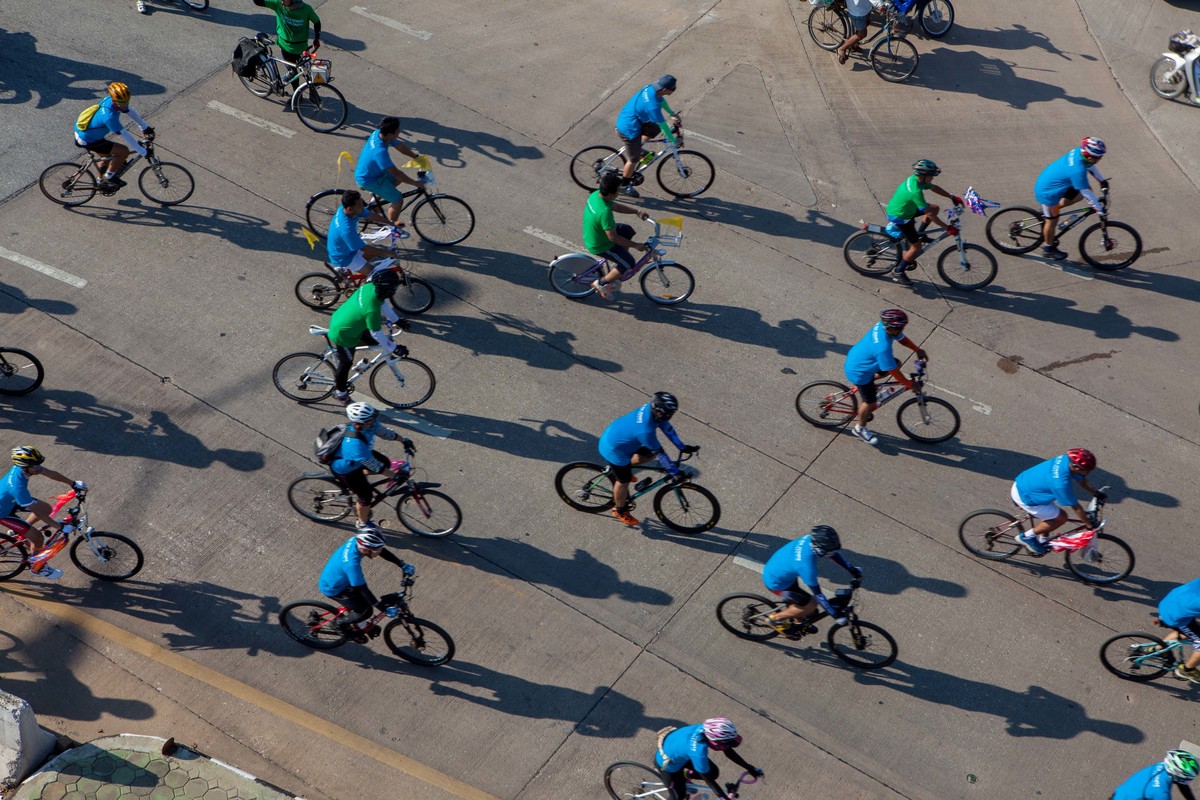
[582,172,651,301]
[252,0,321,82]
[884,159,962,286]
[328,271,406,404]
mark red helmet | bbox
[1067,448,1096,470]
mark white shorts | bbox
[1010,482,1061,521]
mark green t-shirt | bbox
[582,190,615,255]
[260,0,320,55]
[328,283,382,347]
[885,174,928,221]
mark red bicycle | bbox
[293,227,436,315]
[0,490,144,581]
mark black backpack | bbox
[314,424,348,465]
[231,37,267,78]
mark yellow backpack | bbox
[75,103,102,132]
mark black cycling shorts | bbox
[606,447,655,483]
[855,381,878,406]
[77,139,115,155]
[770,581,813,607]
[895,219,922,245]
[327,586,373,626]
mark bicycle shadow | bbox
[949,288,1181,342]
[332,109,544,168]
[1089,266,1200,307]
[418,241,551,293]
[398,410,595,463]
[411,312,623,373]
[634,194,859,246]
[905,47,1103,109]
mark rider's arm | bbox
[380,301,400,325]
[389,139,421,161]
[926,183,964,206]
[1079,187,1103,213]
[830,551,863,578]
[885,367,914,392]
[124,107,150,132]
[806,583,840,619]
[659,419,687,452]
[39,468,76,488]
[115,128,147,157]
[721,746,760,776]
[1086,163,1105,184]
[610,201,651,221]
[897,335,927,360]
[386,164,424,187]
[603,219,649,251]
[377,548,406,567]
[368,327,398,353]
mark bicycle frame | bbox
[0,490,100,567]
[570,219,683,287]
[581,450,700,504]
[254,34,329,94]
[305,323,408,390]
[828,358,933,414]
[596,123,685,179]
[992,491,1108,554]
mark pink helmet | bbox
[702,718,741,749]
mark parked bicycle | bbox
[0,348,44,395]
[604,764,759,800]
[795,359,960,443]
[808,0,953,47]
[807,0,922,82]
[554,449,720,533]
[236,34,346,133]
[1100,620,1196,683]
[294,227,436,315]
[984,184,1142,270]
[0,490,144,582]
[957,486,1133,584]
[843,204,997,290]
[272,323,436,409]
[716,580,897,669]
[568,122,715,198]
[288,440,461,537]
[39,138,194,208]
[278,571,454,666]
[548,218,694,305]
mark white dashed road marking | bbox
[523,226,579,253]
[0,245,87,288]
[682,129,742,155]
[206,101,297,138]
[351,7,433,40]
[733,556,765,574]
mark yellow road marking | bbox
[8,590,497,800]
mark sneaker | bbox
[31,565,63,581]
[1041,244,1069,261]
[1174,665,1200,684]
[890,269,914,286]
[591,280,614,301]
[620,184,640,198]
[332,390,352,405]
[851,424,879,445]
[611,506,640,527]
[103,176,128,188]
[1016,532,1049,555]
[136,0,147,11]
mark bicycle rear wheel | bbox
[1064,533,1135,584]
[604,761,670,800]
[957,509,1022,559]
[828,619,898,669]
[368,357,435,409]
[918,0,954,37]
[384,616,455,665]
[295,272,344,310]
[654,483,719,533]
[1099,632,1172,681]
[293,83,347,133]
[807,4,848,51]
[392,276,436,314]
[411,194,475,246]
[984,206,1044,254]
[554,462,615,512]
[1150,56,1187,99]
[656,150,715,198]
[288,476,353,522]
[272,352,336,402]
[795,380,856,428]
[395,489,462,537]
[0,533,30,581]
[239,63,275,98]
[0,348,44,395]
[568,146,619,191]
[1079,221,1142,270]
[715,593,782,641]
[843,230,900,275]
[39,163,97,207]
[547,254,601,299]
[138,162,195,206]
[870,37,919,82]
[69,533,143,581]
[936,243,997,291]
[640,262,694,305]
[304,188,343,239]
[896,396,960,443]
[279,600,349,650]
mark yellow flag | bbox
[658,216,683,229]
[400,155,432,170]
[337,151,354,177]
[301,227,319,250]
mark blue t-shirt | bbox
[0,466,35,513]
[1014,454,1082,507]
[1158,577,1200,629]
[843,322,903,386]
[655,724,711,774]
[598,403,685,466]
[1111,763,1175,800]
[354,131,395,187]
[327,207,369,268]
[762,535,822,592]
[616,85,666,140]
[74,97,127,145]
[1034,148,1091,206]
[318,536,368,596]
[331,424,379,476]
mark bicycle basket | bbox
[310,59,332,83]
[656,217,684,247]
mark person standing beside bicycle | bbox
[1010,448,1105,556]
[328,190,398,279]
[318,528,414,642]
[72,82,155,193]
[330,402,409,529]
[1,447,87,581]
[327,270,406,405]
[655,718,763,800]
[835,0,885,65]
[355,117,425,226]
[615,74,680,198]
[1156,577,1200,684]
[843,308,927,446]
[762,525,863,634]
[1111,749,1199,800]
[251,0,320,98]
[1034,137,1108,261]
[583,173,651,301]
[883,159,962,285]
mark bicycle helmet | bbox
[1066,448,1096,471]
[880,309,909,329]
[1165,750,1200,782]
[650,391,679,420]
[12,446,45,468]
[346,402,379,424]
[355,531,386,550]
[654,74,678,91]
[107,82,131,104]
[370,269,401,297]
[702,718,739,743]
[1080,137,1107,158]
[809,524,841,554]
[912,159,941,176]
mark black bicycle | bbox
[304,173,475,247]
[39,139,195,208]
[0,348,43,395]
[808,0,953,49]
[237,34,347,133]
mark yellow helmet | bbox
[107,82,131,104]
[12,446,45,467]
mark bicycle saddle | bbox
[308,325,329,336]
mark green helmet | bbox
[912,159,940,176]
[1165,750,1199,782]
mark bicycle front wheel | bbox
[936,243,997,291]
[656,150,715,198]
[896,396,960,443]
[568,145,619,191]
[1150,56,1187,99]
[807,4,848,50]
[957,509,1022,560]
[69,533,144,581]
[384,616,455,666]
[604,761,669,800]
[918,0,954,37]
[294,83,347,133]
[0,533,30,581]
[369,357,435,409]
[279,600,349,650]
[843,230,900,275]
[547,253,601,299]
[554,462,615,512]
[1099,632,1172,681]
[870,37,919,83]
[653,483,720,533]
[395,489,462,537]
[239,63,274,98]
[1064,533,1135,585]
[0,348,44,395]
[288,476,353,522]
[640,262,694,305]
[828,619,898,669]
[411,194,475,246]
[392,276,435,314]
[39,163,97,207]
[795,380,856,428]
[1079,221,1142,270]
[272,352,336,402]
[138,162,195,206]
[985,206,1044,254]
[304,188,342,239]
[715,593,781,641]
[295,272,344,310]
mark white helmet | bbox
[346,402,379,424]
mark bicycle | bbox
[272,323,436,410]
[957,486,1134,584]
[1100,619,1196,683]
[807,0,953,47]
[716,581,898,669]
[568,122,715,198]
[604,764,759,800]
[795,359,961,443]
[807,0,920,82]
[294,227,436,315]
[39,138,195,208]
[547,218,695,305]
[278,572,455,666]
[554,449,720,533]
[842,204,997,290]
[237,34,347,133]
[0,490,144,582]
[288,441,461,537]
[984,184,1143,270]
[0,348,44,395]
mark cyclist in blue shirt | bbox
[1158,577,1200,683]
[318,529,414,639]
[843,309,927,445]
[1,447,87,581]
[354,116,424,225]
[72,82,154,192]
[1011,448,1104,555]
[1034,137,1107,261]
[614,74,680,197]
[330,402,409,528]
[327,190,402,278]
[1111,750,1199,800]
[597,392,698,527]
[654,718,762,800]
[761,525,862,634]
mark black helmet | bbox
[809,525,841,553]
[370,269,401,296]
[650,391,679,419]
[912,159,941,176]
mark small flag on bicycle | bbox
[301,227,320,249]
[963,187,1000,217]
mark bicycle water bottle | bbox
[354,359,371,375]
[385,606,399,618]
[638,151,655,168]
[878,385,899,403]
